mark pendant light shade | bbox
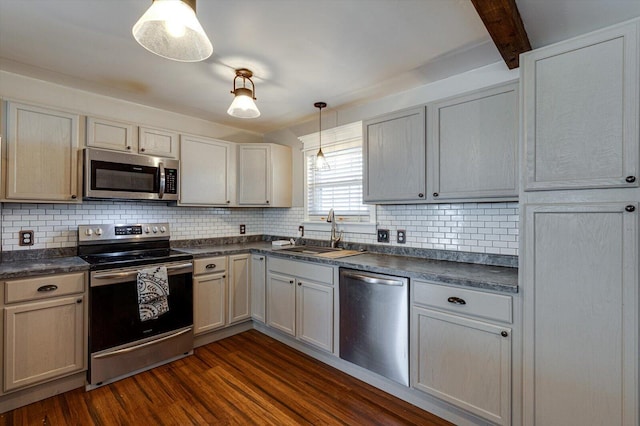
[227,69,260,119]
[132,0,213,62]
[314,102,330,171]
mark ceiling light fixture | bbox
[314,102,330,171]
[132,0,213,62]
[227,69,260,119]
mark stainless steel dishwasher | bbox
[339,268,409,386]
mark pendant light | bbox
[314,102,330,171]
[132,0,213,62]
[227,69,261,119]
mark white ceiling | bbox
[0,0,639,134]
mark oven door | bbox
[88,261,193,386]
[83,148,179,201]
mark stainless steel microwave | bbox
[83,148,179,201]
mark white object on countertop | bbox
[272,240,292,246]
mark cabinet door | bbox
[412,307,511,425]
[180,135,235,205]
[251,254,266,323]
[522,21,639,191]
[4,295,85,392]
[228,254,251,324]
[522,202,638,426]
[363,107,426,203]
[139,126,178,158]
[266,272,295,336]
[193,272,226,335]
[6,102,80,202]
[428,84,518,201]
[238,144,270,205]
[297,280,333,352]
[86,116,136,153]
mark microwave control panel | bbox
[165,169,178,194]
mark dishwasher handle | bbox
[342,271,404,286]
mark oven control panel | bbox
[78,223,170,242]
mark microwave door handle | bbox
[158,162,165,199]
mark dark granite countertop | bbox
[175,242,518,294]
[0,256,90,280]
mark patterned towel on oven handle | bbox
[136,265,170,322]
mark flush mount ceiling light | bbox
[227,68,261,119]
[314,102,330,171]
[132,0,213,62]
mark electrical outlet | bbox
[397,230,406,244]
[377,229,390,243]
[19,230,34,246]
[239,224,246,234]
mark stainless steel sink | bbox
[279,245,342,254]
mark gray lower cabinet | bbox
[363,106,426,203]
[427,83,518,202]
[411,280,513,425]
[250,254,266,323]
[521,20,639,191]
[522,202,638,425]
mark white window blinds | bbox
[305,140,371,222]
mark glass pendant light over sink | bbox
[132,0,213,62]
[227,69,261,119]
[314,102,330,171]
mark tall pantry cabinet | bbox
[519,18,639,426]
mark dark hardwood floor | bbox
[1,330,452,425]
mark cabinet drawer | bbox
[268,257,334,285]
[413,280,512,323]
[4,272,86,304]
[193,256,227,275]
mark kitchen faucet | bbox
[327,208,343,248]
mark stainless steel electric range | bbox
[78,223,193,389]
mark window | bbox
[299,122,375,233]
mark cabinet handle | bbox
[226,200,230,204]
[418,193,424,198]
[447,296,466,305]
[259,257,264,261]
[71,194,77,199]
[126,146,132,150]
[298,281,302,286]
[626,176,636,183]
[433,192,439,197]
[77,299,83,304]
[140,148,146,152]
[501,331,509,338]
[37,284,58,292]
[222,275,226,278]
[289,280,294,284]
[625,205,636,212]
[266,200,270,204]
[205,264,216,269]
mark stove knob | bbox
[144,227,150,234]
[85,228,93,236]
[95,228,103,236]
[152,226,158,233]
[160,226,166,233]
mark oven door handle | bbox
[93,327,193,360]
[92,263,193,281]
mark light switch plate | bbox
[377,229,390,243]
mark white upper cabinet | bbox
[5,102,81,202]
[138,126,178,158]
[522,20,639,191]
[87,118,176,158]
[86,116,136,153]
[427,83,519,202]
[238,143,292,207]
[179,135,236,206]
[363,107,426,203]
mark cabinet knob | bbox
[71,194,77,199]
[266,200,270,204]
[501,331,509,338]
[205,264,216,269]
[447,296,466,305]
[37,285,58,292]
[140,148,146,152]
[289,280,294,284]
[418,193,424,198]
[77,299,83,304]
[298,282,302,286]
[626,176,636,183]
[259,257,264,261]
[126,146,132,150]
[226,200,230,204]
[625,205,636,212]
[222,275,226,278]
[433,192,439,197]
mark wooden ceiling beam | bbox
[470,0,532,69]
